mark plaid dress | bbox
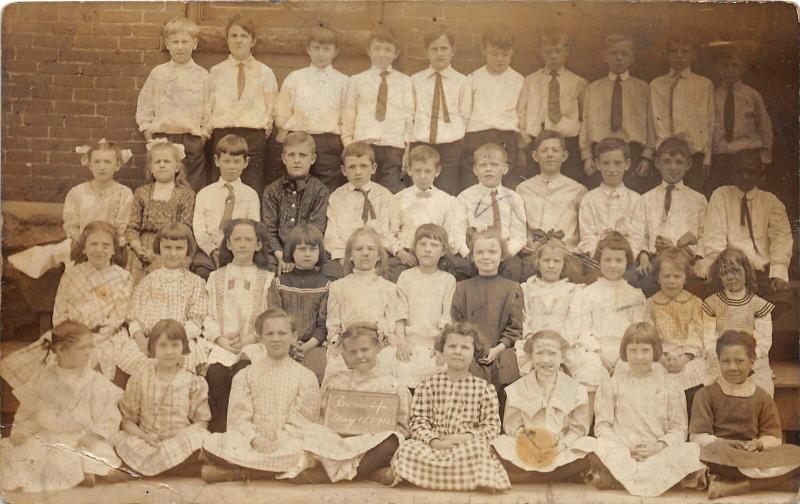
[390,372,511,491]
[0,262,140,388]
[202,356,320,476]
[112,361,211,476]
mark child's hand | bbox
[770,278,790,292]
[636,253,652,276]
[631,441,665,461]
[443,433,473,446]
[583,158,596,176]
[654,235,675,252]
[395,341,413,363]
[290,342,305,363]
[211,250,221,269]
[478,345,505,365]
[140,432,161,447]
[10,430,31,446]
[429,438,455,450]
[635,158,651,177]
[251,435,277,454]
[278,257,295,274]
[676,232,698,248]
[143,129,154,142]
[217,336,242,355]
[396,249,418,268]
[740,440,764,452]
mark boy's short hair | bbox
[254,307,296,335]
[604,33,635,51]
[424,27,455,49]
[540,30,571,50]
[226,14,256,39]
[593,136,630,160]
[283,131,316,154]
[717,44,747,65]
[215,134,250,157]
[655,136,692,161]
[523,330,569,356]
[163,17,200,39]
[306,25,338,48]
[147,319,190,357]
[482,26,514,50]
[653,246,694,279]
[593,230,634,266]
[709,247,758,293]
[340,322,380,348]
[533,129,565,150]
[283,223,326,268]
[341,141,375,163]
[733,149,764,172]
[71,221,121,264]
[434,321,485,362]
[715,330,757,360]
[408,144,441,167]
[619,322,663,362]
[470,228,509,261]
[414,223,449,253]
[152,222,197,258]
[664,34,697,52]
[368,29,400,50]
[474,143,508,163]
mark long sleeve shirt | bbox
[192,178,261,256]
[712,81,773,164]
[630,180,707,256]
[323,181,395,260]
[261,175,329,255]
[341,66,414,148]
[518,66,587,139]
[136,59,212,137]
[275,64,348,135]
[389,185,469,257]
[465,65,524,133]
[410,65,471,144]
[515,173,587,252]
[649,68,715,164]
[207,55,278,134]
[457,183,527,256]
[580,71,653,160]
[697,186,792,281]
[578,183,642,257]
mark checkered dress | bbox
[202,356,320,476]
[112,361,210,476]
[390,372,511,491]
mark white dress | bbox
[593,365,706,497]
[302,367,412,482]
[0,363,122,493]
[493,371,594,472]
[393,268,455,388]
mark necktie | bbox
[375,70,389,121]
[429,71,451,144]
[356,188,376,223]
[237,62,246,100]
[548,71,561,124]
[724,84,735,143]
[490,189,502,231]
[669,72,682,134]
[611,75,623,132]
[740,195,760,253]
[664,183,675,218]
[220,183,235,229]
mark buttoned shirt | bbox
[341,66,414,148]
[193,178,261,255]
[389,185,469,257]
[580,71,654,160]
[207,55,278,134]
[136,59,212,137]
[275,64,348,135]
[578,183,642,256]
[457,184,527,256]
[697,186,792,281]
[649,68,715,164]
[410,65,471,144]
[712,81,773,164]
[518,66,587,138]
[465,65,524,133]
[630,180,707,256]
[516,173,587,252]
[261,175,329,255]
[323,181,395,259]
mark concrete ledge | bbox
[1,200,65,250]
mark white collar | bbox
[371,65,393,74]
[347,181,373,192]
[170,58,196,68]
[217,177,242,188]
[539,172,563,184]
[600,182,625,196]
[717,376,756,397]
[427,65,453,77]
[608,71,630,81]
[478,183,503,194]
[310,64,334,75]
[660,179,685,190]
[670,67,691,79]
[735,186,759,200]
[228,54,255,65]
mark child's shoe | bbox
[366,467,396,486]
[707,477,750,499]
[201,463,245,483]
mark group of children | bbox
[0,13,797,501]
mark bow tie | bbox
[286,176,307,192]
[530,229,566,245]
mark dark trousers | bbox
[462,129,519,190]
[206,359,251,433]
[412,140,464,196]
[310,133,345,193]
[356,435,400,479]
[371,144,406,193]
[153,132,207,193]
[519,135,582,186]
[211,127,268,195]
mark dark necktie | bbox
[375,70,389,121]
[724,84,735,143]
[740,195,759,253]
[548,70,561,123]
[429,71,451,144]
[611,75,623,132]
[220,183,235,229]
[490,189,502,231]
[664,183,675,218]
[237,62,246,100]
[669,72,682,134]
[356,187,376,223]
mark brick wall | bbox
[2,1,798,216]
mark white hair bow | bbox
[145,137,187,161]
[75,138,133,166]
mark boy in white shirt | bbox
[275,26,348,193]
[341,30,414,194]
[191,134,261,280]
[136,17,211,192]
